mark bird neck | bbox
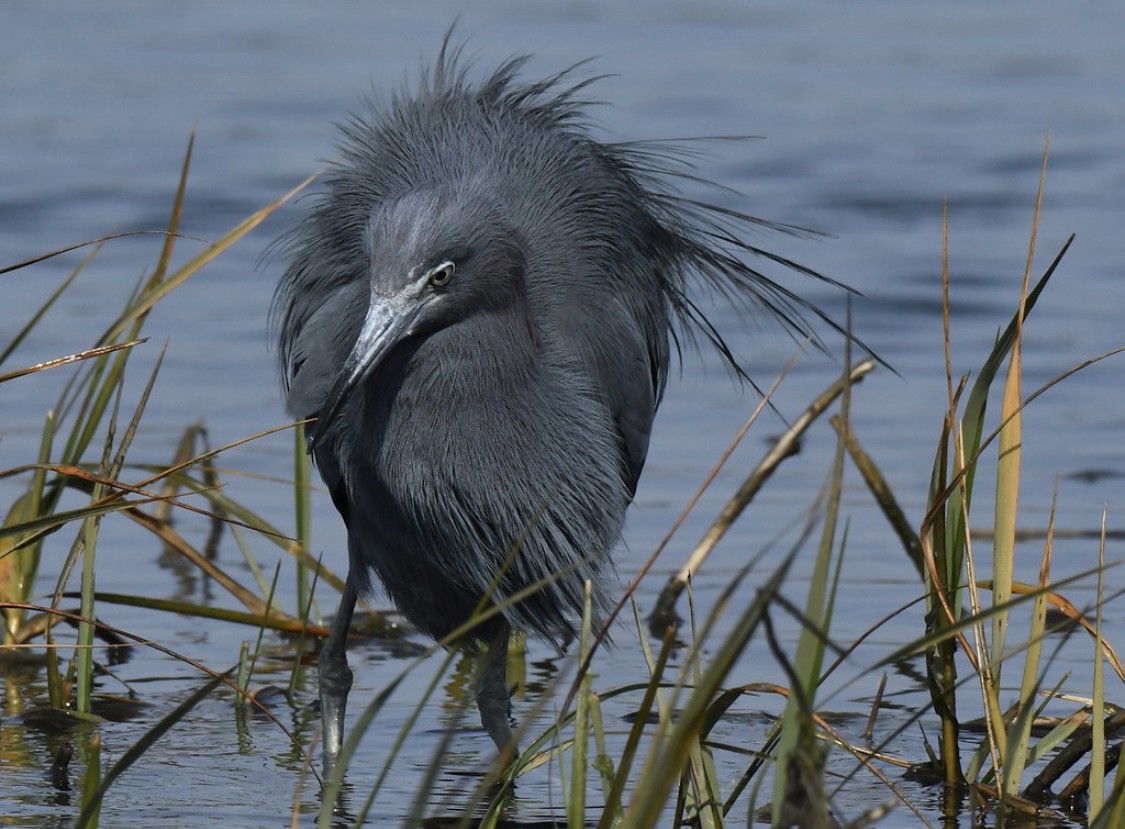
[420,302,541,405]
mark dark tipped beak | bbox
[308,296,420,452]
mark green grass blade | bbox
[293,421,314,618]
[568,582,595,829]
[100,173,314,347]
[1006,492,1055,794]
[620,558,789,829]
[0,243,99,369]
[1089,510,1108,818]
[597,627,676,829]
[772,328,852,826]
[941,234,1071,582]
[78,732,102,829]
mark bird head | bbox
[308,183,529,450]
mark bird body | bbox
[272,42,838,768]
[277,60,673,645]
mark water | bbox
[2,1,1123,826]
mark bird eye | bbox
[428,260,455,287]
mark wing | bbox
[280,278,367,423]
[545,284,667,498]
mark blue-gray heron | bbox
[272,40,840,771]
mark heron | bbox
[272,39,842,772]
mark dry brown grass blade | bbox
[978,578,1125,684]
[0,340,147,385]
[640,348,803,632]
[971,780,1061,821]
[101,173,318,345]
[131,419,305,495]
[0,462,257,543]
[742,682,937,827]
[123,508,289,621]
[152,422,209,525]
[0,461,300,622]
[831,414,923,575]
[0,232,205,278]
[649,357,875,633]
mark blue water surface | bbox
[2,2,1122,826]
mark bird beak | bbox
[308,293,421,451]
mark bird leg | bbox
[319,582,357,779]
[475,621,518,760]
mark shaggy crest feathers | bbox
[272,41,851,400]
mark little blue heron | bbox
[272,40,841,771]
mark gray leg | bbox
[319,583,356,779]
[475,621,518,758]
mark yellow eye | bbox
[428,260,455,287]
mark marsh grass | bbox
[0,141,326,825]
[1,143,1122,828]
